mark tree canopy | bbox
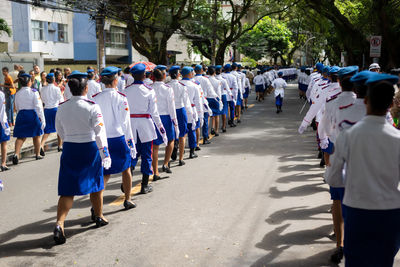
[0,18,12,37]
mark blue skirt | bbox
[0,126,10,143]
[221,95,228,116]
[236,92,243,106]
[255,84,264,93]
[176,108,188,138]
[13,110,43,138]
[154,115,175,145]
[195,119,201,130]
[104,136,131,175]
[243,87,250,99]
[299,83,308,92]
[207,98,222,116]
[58,141,104,196]
[44,108,57,134]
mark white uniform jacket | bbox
[87,80,102,100]
[15,87,45,128]
[124,81,164,143]
[40,83,64,109]
[215,74,233,98]
[221,72,238,102]
[180,78,201,122]
[152,81,178,125]
[272,78,287,98]
[167,79,194,124]
[0,91,9,132]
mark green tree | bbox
[237,17,292,64]
[0,18,12,37]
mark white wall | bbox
[0,1,14,52]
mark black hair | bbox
[87,72,95,80]
[19,76,30,87]
[231,64,237,70]
[46,76,55,84]
[49,68,55,73]
[17,70,26,77]
[330,73,338,83]
[170,69,179,79]
[68,78,87,96]
[133,73,145,81]
[145,72,152,78]
[207,66,215,75]
[354,84,368,98]
[300,68,305,73]
[367,81,394,113]
[153,69,164,81]
[100,74,117,85]
[124,67,131,74]
[257,71,261,75]
[195,68,202,74]
[305,69,311,75]
[202,65,207,72]
[216,69,221,75]
[54,70,62,83]
[2,67,9,72]
[340,76,353,92]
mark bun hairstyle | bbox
[170,69,179,79]
[19,76,30,87]
[68,77,88,96]
[46,76,55,84]
[100,74,117,85]
[207,66,215,75]
[87,71,95,80]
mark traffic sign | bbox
[370,36,382,58]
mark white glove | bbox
[219,100,223,111]
[41,122,46,131]
[192,122,196,131]
[2,122,10,136]
[158,125,168,145]
[200,118,204,128]
[233,100,237,106]
[174,124,180,139]
[298,120,309,134]
[126,139,136,159]
[100,147,112,169]
[320,137,329,150]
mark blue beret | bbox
[19,73,31,79]
[87,69,95,73]
[181,66,193,76]
[101,66,120,76]
[224,64,231,70]
[365,73,399,85]
[46,73,55,79]
[68,70,88,79]
[300,66,306,71]
[338,66,359,78]
[322,66,331,74]
[238,64,242,68]
[329,66,341,75]
[194,65,202,71]
[350,71,374,85]
[315,63,324,71]
[242,70,247,74]
[169,65,180,73]
[278,71,283,76]
[215,65,222,70]
[155,65,167,71]
[232,62,238,67]
[130,63,146,75]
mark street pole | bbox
[210,0,218,65]
[95,2,106,71]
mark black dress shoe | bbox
[330,247,344,264]
[222,128,226,133]
[195,146,201,151]
[95,217,109,228]
[171,147,177,161]
[40,148,45,157]
[178,160,185,166]
[210,129,216,135]
[203,138,211,145]
[214,132,219,137]
[319,158,326,168]
[90,207,95,221]
[317,150,323,159]
[123,200,137,210]
[153,174,161,181]
[53,225,66,245]
[57,146,63,152]
[189,149,198,159]
[140,184,153,194]
[162,165,172,174]
[36,155,43,160]
[1,166,10,171]
[237,119,241,123]
[12,154,18,165]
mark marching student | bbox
[39,73,64,156]
[144,71,153,86]
[242,71,251,109]
[231,63,243,123]
[86,69,102,100]
[167,65,194,166]
[54,71,111,244]
[92,66,137,210]
[325,75,400,267]
[253,71,265,102]
[151,66,179,179]
[124,64,167,194]
[215,65,232,132]
[0,84,10,171]
[12,73,45,164]
[222,64,238,127]
[207,66,223,136]
[271,71,287,113]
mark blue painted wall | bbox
[73,13,97,60]
[11,2,31,52]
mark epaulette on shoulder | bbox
[164,84,171,88]
[31,88,38,92]
[339,103,354,110]
[92,92,101,98]
[144,84,152,90]
[59,99,69,105]
[321,84,330,90]
[117,91,126,97]
[326,92,341,102]
[179,82,186,86]
[84,99,95,104]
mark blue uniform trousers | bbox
[187,123,197,149]
[131,135,153,175]
[202,112,209,139]
[229,101,235,120]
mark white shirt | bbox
[231,70,243,97]
[56,96,108,150]
[272,78,287,98]
[167,79,194,124]
[215,74,232,97]
[117,76,125,92]
[144,78,153,86]
[152,81,177,123]
[244,77,250,89]
[87,80,102,101]
[180,78,201,122]
[40,83,64,109]
[221,72,238,101]
[0,91,8,130]
[208,75,222,99]
[306,72,321,100]
[253,75,265,86]
[318,91,356,143]
[15,87,45,127]
[124,74,134,88]
[92,87,134,140]
[124,81,163,143]
[193,75,218,99]
[325,116,400,210]
[64,83,72,100]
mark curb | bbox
[6,139,58,162]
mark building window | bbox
[106,26,127,49]
[32,20,44,41]
[58,24,68,42]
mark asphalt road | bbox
[0,84,398,267]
